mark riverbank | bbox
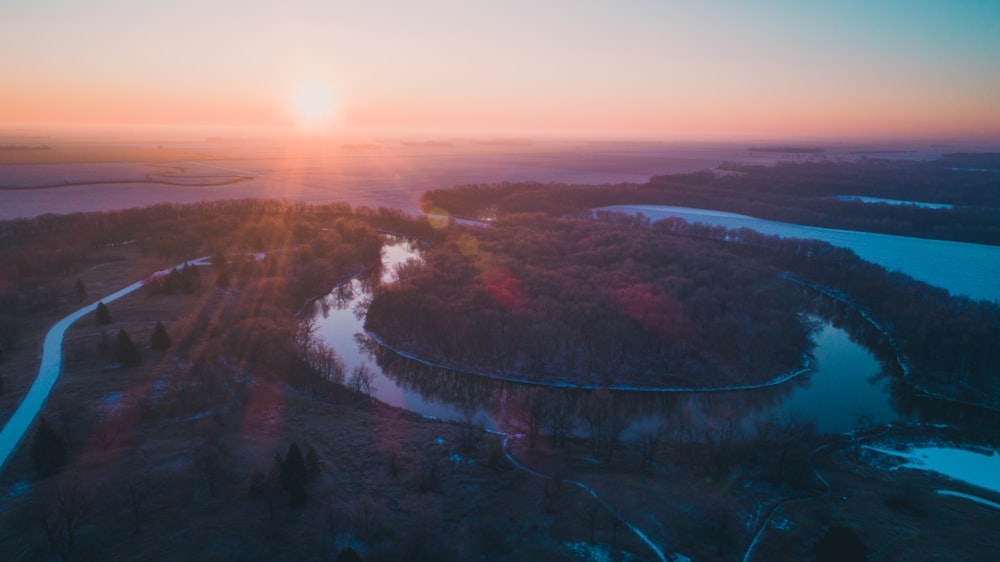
[365,329,812,393]
[784,274,1000,414]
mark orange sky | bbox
[3,1,999,140]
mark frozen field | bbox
[0,140,747,219]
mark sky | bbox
[2,0,999,140]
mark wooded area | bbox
[367,216,815,388]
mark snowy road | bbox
[0,258,210,472]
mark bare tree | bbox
[197,443,225,498]
[38,476,98,559]
[308,342,345,385]
[124,477,148,534]
[348,364,376,398]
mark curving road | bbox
[0,258,210,472]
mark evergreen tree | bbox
[74,278,86,303]
[150,321,172,350]
[95,302,112,325]
[282,442,308,506]
[306,446,320,483]
[31,416,69,477]
[814,526,868,562]
[181,263,201,293]
[335,547,363,562]
[114,328,142,367]
[248,465,266,499]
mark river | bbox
[311,236,912,437]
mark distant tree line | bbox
[0,144,52,151]
[421,155,1000,245]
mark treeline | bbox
[366,216,815,388]
[421,155,1000,245]
[632,212,1000,410]
[0,198,440,252]
[0,144,52,151]
[0,199,437,318]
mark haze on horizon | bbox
[2,0,1000,142]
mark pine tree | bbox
[95,302,112,325]
[335,547,363,562]
[248,466,266,499]
[114,328,142,367]
[283,442,308,506]
[814,526,868,562]
[306,446,320,483]
[31,416,69,478]
[150,321,171,350]
[74,278,86,303]
[181,263,201,293]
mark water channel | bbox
[312,236,914,437]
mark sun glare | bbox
[291,80,336,128]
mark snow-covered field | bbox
[865,445,1000,496]
[597,205,1000,303]
[0,142,736,220]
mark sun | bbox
[291,79,336,127]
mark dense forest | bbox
[637,212,1000,410]
[366,216,816,388]
[421,154,1000,245]
[368,208,1000,409]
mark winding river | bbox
[312,236,913,436]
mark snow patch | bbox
[936,490,1000,510]
[865,445,1000,494]
[562,541,626,562]
[0,480,32,507]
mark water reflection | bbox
[310,235,989,438]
